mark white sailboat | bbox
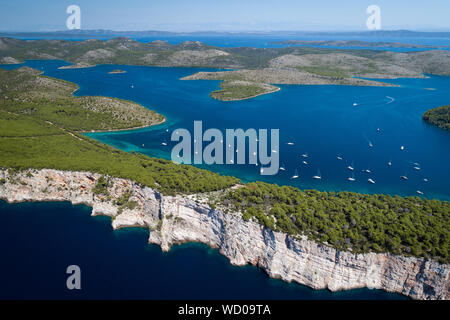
[400,145,405,151]
[312,169,322,180]
[291,169,299,179]
[301,153,308,158]
[400,175,408,180]
[302,160,308,165]
[416,190,424,195]
[368,141,373,148]
[347,162,354,171]
[286,142,294,146]
[368,178,375,184]
[161,138,168,146]
[279,163,286,171]
[423,178,429,182]
[413,166,421,171]
[348,172,356,182]
[337,156,343,160]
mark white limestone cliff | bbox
[0,168,448,300]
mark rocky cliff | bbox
[0,168,448,300]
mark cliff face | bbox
[0,168,448,300]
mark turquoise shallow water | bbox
[6,59,447,200]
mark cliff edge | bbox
[0,168,448,300]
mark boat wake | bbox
[386,96,395,104]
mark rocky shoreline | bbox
[0,168,448,300]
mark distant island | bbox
[2,29,450,39]
[58,62,95,70]
[108,69,126,74]
[209,80,280,101]
[273,40,447,49]
[423,105,450,130]
[1,37,450,101]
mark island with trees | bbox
[423,105,450,130]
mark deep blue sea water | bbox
[0,200,407,300]
[0,57,448,299]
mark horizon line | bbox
[2,28,450,34]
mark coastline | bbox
[0,168,448,300]
[80,117,166,134]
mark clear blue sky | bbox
[1,0,449,32]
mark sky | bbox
[1,0,450,32]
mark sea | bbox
[0,35,449,299]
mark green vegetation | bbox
[0,68,238,195]
[223,182,450,263]
[114,189,132,206]
[423,105,450,130]
[0,110,238,195]
[210,81,278,101]
[297,66,348,79]
[114,189,138,213]
[0,67,163,131]
[92,176,112,196]
[117,200,138,214]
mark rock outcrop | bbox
[0,168,448,300]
